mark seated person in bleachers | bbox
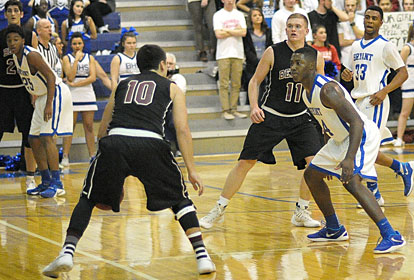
[367,0,400,11]
[378,0,395,11]
[61,32,97,166]
[25,0,59,33]
[61,0,96,53]
[48,0,89,28]
[110,29,140,91]
[402,0,414,10]
[21,0,32,25]
[85,0,115,34]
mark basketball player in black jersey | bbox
[200,13,326,229]
[42,44,216,278]
[0,0,38,190]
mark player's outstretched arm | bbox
[321,82,363,184]
[171,83,204,196]
[248,46,273,123]
[27,52,56,122]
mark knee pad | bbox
[172,199,199,231]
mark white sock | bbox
[218,196,229,208]
[26,175,34,181]
[297,198,310,209]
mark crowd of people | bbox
[1,0,414,277]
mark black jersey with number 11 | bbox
[109,70,173,136]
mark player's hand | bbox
[44,103,53,122]
[74,51,84,61]
[250,106,265,123]
[335,158,354,184]
[369,90,386,106]
[189,171,204,196]
[341,68,353,82]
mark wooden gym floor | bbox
[0,147,414,279]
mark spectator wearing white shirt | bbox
[272,0,313,43]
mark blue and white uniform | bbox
[402,43,414,99]
[32,14,56,33]
[117,52,140,81]
[304,74,381,181]
[65,18,91,53]
[343,35,405,144]
[13,46,73,137]
[67,53,97,111]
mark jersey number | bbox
[6,58,16,75]
[285,82,303,103]
[124,80,156,106]
[354,64,367,81]
[21,77,34,91]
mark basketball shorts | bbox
[81,134,190,212]
[29,83,73,137]
[355,95,393,144]
[0,86,33,134]
[402,88,414,99]
[239,111,324,170]
[309,120,380,181]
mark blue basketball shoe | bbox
[40,181,65,198]
[27,183,49,195]
[373,231,406,254]
[397,162,414,196]
[307,225,349,242]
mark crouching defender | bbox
[291,47,406,254]
[42,44,216,277]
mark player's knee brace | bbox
[172,199,199,231]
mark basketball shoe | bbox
[373,231,406,254]
[42,253,73,278]
[197,252,216,274]
[26,183,49,195]
[25,177,36,192]
[199,203,225,229]
[40,181,65,198]
[307,225,349,242]
[396,161,414,196]
[291,205,321,227]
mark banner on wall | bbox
[380,11,413,51]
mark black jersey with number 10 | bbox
[109,70,173,136]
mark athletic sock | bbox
[390,159,401,173]
[40,169,51,185]
[218,196,229,208]
[61,235,79,257]
[188,232,208,260]
[297,198,310,209]
[26,171,35,177]
[377,218,396,239]
[367,182,381,200]
[325,214,340,231]
[51,170,60,181]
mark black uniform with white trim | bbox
[239,41,323,169]
[0,28,34,136]
[81,70,190,212]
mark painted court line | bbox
[0,219,158,280]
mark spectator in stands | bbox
[308,0,349,59]
[61,0,97,54]
[110,29,140,91]
[48,0,70,28]
[21,0,32,25]
[242,7,271,96]
[311,24,341,78]
[236,0,263,14]
[366,0,400,11]
[378,0,394,11]
[213,0,247,120]
[51,33,64,77]
[61,32,97,166]
[165,52,187,157]
[395,25,414,147]
[187,0,216,62]
[402,0,414,10]
[25,0,59,33]
[85,0,114,34]
[272,0,313,43]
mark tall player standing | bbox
[341,6,414,203]
[6,24,73,198]
[200,14,325,229]
[0,0,38,191]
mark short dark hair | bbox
[69,32,84,45]
[287,13,309,27]
[137,44,166,71]
[294,47,317,65]
[5,0,23,12]
[5,24,25,39]
[365,5,384,20]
